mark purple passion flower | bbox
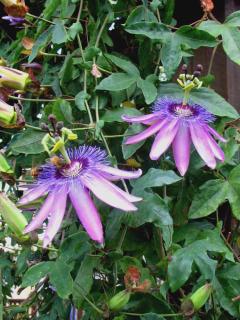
[2,15,24,25]
[19,146,142,247]
[122,97,226,176]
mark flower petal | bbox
[97,164,142,179]
[189,124,216,169]
[205,132,225,162]
[172,124,191,176]
[43,187,67,247]
[105,181,142,203]
[24,192,55,233]
[122,113,159,124]
[124,118,168,145]
[18,184,49,205]
[150,119,179,160]
[206,125,227,142]
[82,173,137,211]
[69,185,103,243]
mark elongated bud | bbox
[108,290,131,311]
[0,192,28,238]
[0,66,31,90]
[190,283,212,310]
[0,99,16,125]
[181,283,212,315]
[0,153,13,174]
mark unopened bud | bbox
[56,121,64,131]
[40,123,49,131]
[0,66,31,90]
[181,283,212,315]
[0,192,29,238]
[108,290,131,311]
[0,99,16,126]
[0,153,13,174]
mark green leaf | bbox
[96,73,138,91]
[75,91,90,111]
[222,26,240,65]
[189,180,228,219]
[73,255,100,307]
[225,10,240,27]
[28,27,53,63]
[49,260,73,299]
[227,164,240,219]
[176,25,217,48]
[198,20,224,37]
[9,130,46,155]
[105,54,140,76]
[44,99,73,124]
[132,168,181,193]
[125,22,169,40]
[161,34,182,78]
[122,124,145,159]
[102,107,142,122]
[127,191,173,249]
[68,22,83,40]
[22,262,54,287]
[168,229,233,291]
[159,83,239,118]
[59,54,74,87]
[125,5,158,25]
[137,78,157,104]
[52,20,68,44]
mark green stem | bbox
[25,124,43,131]
[85,101,94,124]
[182,89,191,106]
[95,14,109,48]
[121,312,183,317]
[9,95,75,103]
[59,146,71,164]
[81,293,103,314]
[77,0,84,22]
[208,44,219,76]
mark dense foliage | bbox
[0,0,240,319]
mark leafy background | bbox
[0,0,240,319]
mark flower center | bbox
[172,104,194,118]
[60,161,83,178]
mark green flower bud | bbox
[181,283,212,316]
[0,193,28,238]
[0,153,13,174]
[0,66,31,91]
[108,290,131,311]
[0,99,17,126]
[190,283,212,311]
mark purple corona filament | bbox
[19,146,142,247]
[122,97,226,176]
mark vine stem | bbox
[207,44,219,76]
[95,14,109,48]
[8,95,75,103]
[120,312,183,317]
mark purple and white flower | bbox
[19,146,142,247]
[122,97,226,176]
[2,15,24,25]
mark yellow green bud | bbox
[0,99,17,125]
[108,290,131,311]
[0,193,28,238]
[190,283,212,311]
[0,66,31,91]
[0,153,13,174]
[181,283,212,315]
